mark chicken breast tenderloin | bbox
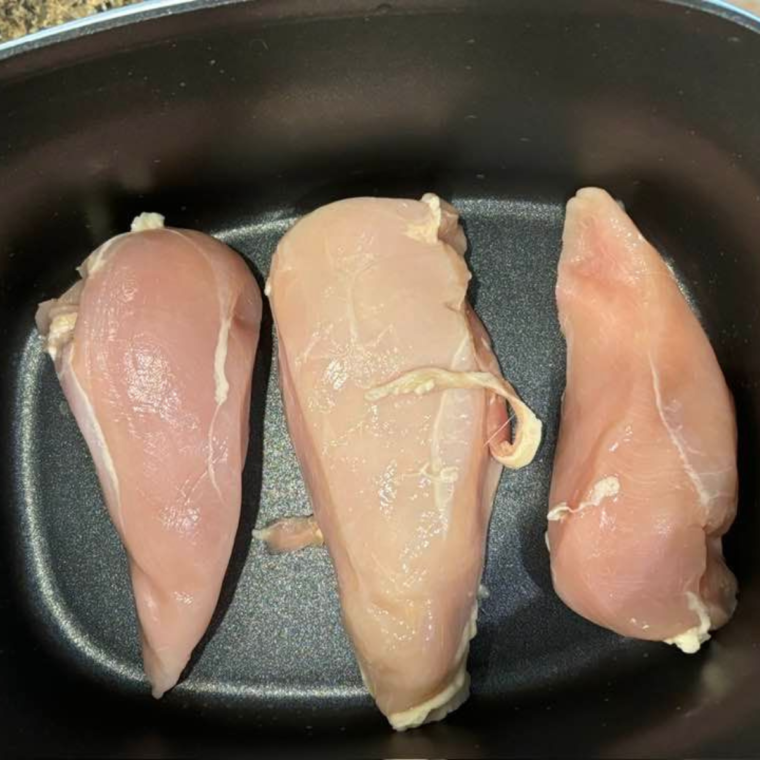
[263,195,541,730]
[547,188,738,652]
[36,213,262,697]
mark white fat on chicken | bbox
[214,316,232,406]
[547,476,621,523]
[388,603,478,731]
[405,193,443,244]
[365,366,542,470]
[664,593,712,654]
[254,516,325,554]
[131,211,166,232]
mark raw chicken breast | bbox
[547,188,738,652]
[36,213,262,696]
[265,194,541,729]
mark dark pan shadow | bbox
[516,392,563,597]
[459,216,481,310]
[723,382,759,583]
[179,261,273,683]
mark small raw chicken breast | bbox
[36,213,262,697]
[548,188,738,653]
[264,195,541,730]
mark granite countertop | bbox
[0,0,758,42]
[0,0,137,41]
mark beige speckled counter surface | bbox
[0,0,758,42]
[0,0,137,41]
[731,0,760,11]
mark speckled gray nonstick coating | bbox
[11,193,668,728]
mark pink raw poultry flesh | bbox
[262,194,541,729]
[36,213,262,697]
[547,188,738,652]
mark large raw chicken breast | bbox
[36,214,262,697]
[548,189,738,653]
[265,194,540,729]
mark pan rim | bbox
[1,0,760,63]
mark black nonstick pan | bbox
[2,0,760,757]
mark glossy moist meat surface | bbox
[36,214,262,697]
[266,195,540,729]
[547,188,738,653]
